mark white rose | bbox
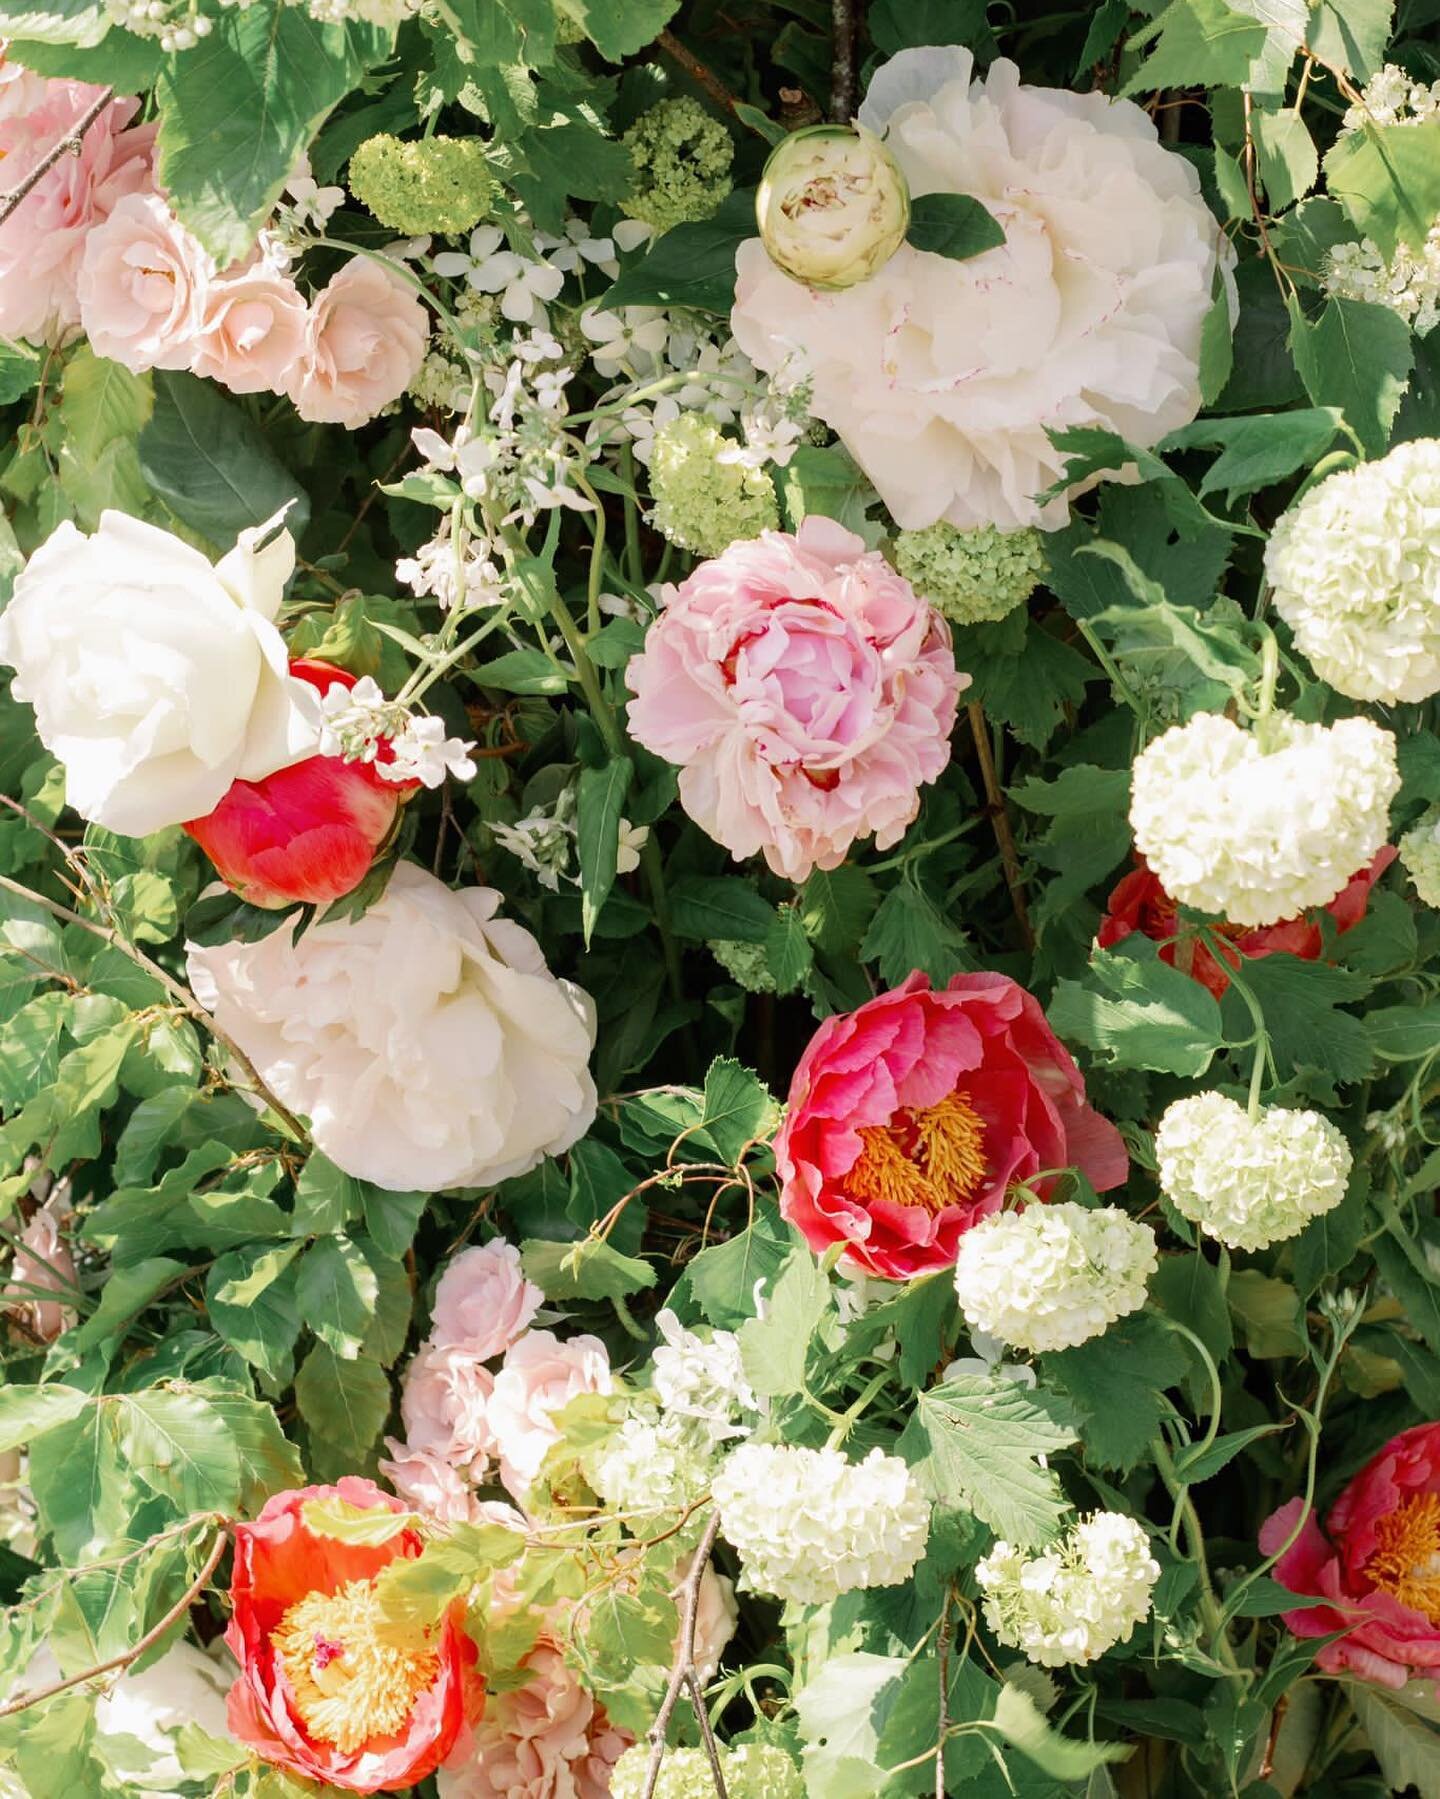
[731,46,1230,532]
[0,509,319,835]
[94,1640,234,1795]
[756,124,910,289]
[186,862,598,1192]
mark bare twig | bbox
[0,1527,228,1718]
[0,87,114,227]
[935,1592,951,1799]
[966,702,1035,951]
[656,29,740,116]
[641,1510,724,1799]
[686,1669,730,1798]
[830,0,859,122]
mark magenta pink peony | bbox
[430,1240,543,1363]
[625,518,965,882]
[286,255,429,427]
[77,192,212,372]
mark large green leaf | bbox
[1049,940,1225,1078]
[1288,294,1413,458]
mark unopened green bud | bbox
[894,521,1046,625]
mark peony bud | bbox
[755,123,910,290]
[184,660,410,910]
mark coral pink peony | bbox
[225,1477,483,1792]
[287,255,428,427]
[0,79,155,344]
[430,1240,543,1362]
[398,1345,496,1470]
[77,191,211,372]
[775,972,1129,1279]
[183,661,407,910]
[625,518,965,881]
[487,1330,613,1498]
[191,258,309,395]
[1262,1422,1440,1690]
[1098,849,1395,999]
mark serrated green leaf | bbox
[737,1244,830,1398]
[295,1235,380,1357]
[1049,940,1224,1078]
[1287,293,1413,458]
[520,1235,656,1300]
[1044,1312,1188,1472]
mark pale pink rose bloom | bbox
[626,516,967,882]
[0,81,155,344]
[286,255,428,427]
[190,260,308,395]
[0,48,48,124]
[488,1330,612,1497]
[378,1442,490,1526]
[2,1208,76,1342]
[399,1344,496,1468]
[431,1240,543,1362]
[679,1553,739,1683]
[77,192,212,373]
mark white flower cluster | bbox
[1264,441,1440,703]
[318,676,477,789]
[1155,1093,1353,1252]
[712,1443,930,1605]
[1401,805,1440,907]
[1129,711,1399,928]
[651,1309,761,1445]
[395,517,505,613]
[977,1512,1159,1667]
[590,316,755,465]
[589,1409,715,1513]
[1342,64,1440,131]
[953,1203,1157,1354]
[612,1742,805,1799]
[488,786,648,894]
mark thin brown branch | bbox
[641,1509,723,1799]
[966,702,1034,951]
[656,30,740,117]
[935,1591,951,1799]
[0,1527,228,1718]
[0,87,114,226]
[830,0,859,122]
[686,1668,730,1798]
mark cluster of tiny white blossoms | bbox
[588,316,756,465]
[1129,711,1399,927]
[488,786,648,894]
[1155,1094,1353,1252]
[977,1512,1160,1667]
[712,1443,930,1605]
[589,1408,716,1513]
[611,1743,805,1799]
[1264,440,1440,703]
[1342,63,1440,130]
[953,1203,1158,1355]
[318,678,477,790]
[651,1308,761,1444]
[1401,805,1440,907]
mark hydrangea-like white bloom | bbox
[731,47,1229,532]
[1401,805,1440,907]
[1265,442,1440,703]
[187,862,596,1191]
[589,1409,715,1513]
[976,1512,1159,1666]
[953,1203,1157,1354]
[650,1310,760,1444]
[712,1443,930,1605]
[1155,1093,1352,1252]
[1129,712,1399,928]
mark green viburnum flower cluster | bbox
[348,134,499,237]
[708,938,777,992]
[649,414,778,557]
[611,1743,805,1798]
[893,521,1047,625]
[622,97,734,233]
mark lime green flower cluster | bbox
[1401,805,1440,907]
[894,521,1047,625]
[622,97,734,234]
[348,134,498,237]
[611,1742,805,1799]
[649,414,778,557]
[709,938,776,993]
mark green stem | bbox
[1151,1437,1243,1676]
[572,473,609,638]
[641,835,685,1005]
[622,445,644,588]
[823,1368,892,1451]
[1074,620,1144,717]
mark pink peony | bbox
[431,1240,543,1362]
[625,517,965,881]
[0,79,155,344]
[399,1345,496,1470]
[1,1205,76,1342]
[379,1443,493,1527]
[77,191,212,373]
[487,1330,612,1498]
[775,971,1129,1279]
[286,255,428,427]
[190,258,309,395]
[1262,1422,1440,1690]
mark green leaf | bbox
[1233,951,1373,1083]
[0,1384,89,1454]
[472,648,570,695]
[1049,939,1224,1078]
[28,1402,134,1562]
[2,28,161,86]
[206,1243,302,1382]
[1151,1251,1235,1367]
[1367,1001,1440,1061]
[763,904,812,994]
[1374,1231,1440,1358]
[0,341,40,406]
[737,1245,830,1398]
[991,1683,1130,1779]
[291,1152,363,1236]
[302,1494,417,1544]
[1325,117,1440,260]
[697,1057,776,1164]
[63,1256,182,1357]
[295,1235,380,1358]
[202,1385,306,1508]
[906,193,1006,261]
[520,1236,656,1301]
[57,345,151,464]
[1348,1683,1440,1799]
[1123,0,1278,94]
[800,865,878,954]
[860,880,969,988]
[1287,293,1413,458]
[669,875,776,942]
[687,1213,795,1329]
[1253,105,1317,212]
[1044,1312,1188,1473]
[1163,407,1344,502]
[114,1388,242,1515]
[602,190,755,313]
[1227,1269,1304,1358]
[295,1343,390,1469]
[555,0,680,58]
[1176,1422,1288,1484]
[961,612,1095,751]
[371,1521,523,1628]
[0,0,107,44]
[361,1183,429,1258]
[576,754,633,947]
[1305,0,1392,79]
[1292,1165,1370,1297]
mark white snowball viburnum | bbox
[589,1409,715,1513]
[976,1512,1160,1667]
[712,1443,930,1605]
[611,1742,805,1799]
[1129,711,1400,928]
[1155,1093,1353,1252]
[1401,805,1440,907]
[1264,441,1440,703]
[953,1203,1157,1354]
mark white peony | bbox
[186,861,597,1191]
[712,1442,930,1605]
[1155,1093,1352,1252]
[731,47,1229,532]
[953,1202,1157,1354]
[93,1639,234,1796]
[977,1511,1159,1667]
[0,510,319,836]
[1129,711,1399,928]
[1401,805,1440,907]
[1265,441,1440,703]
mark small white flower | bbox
[433,225,564,324]
[535,216,619,276]
[381,714,478,788]
[718,408,806,470]
[977,1512,1159,1667]
[613,218,655,254]
[283,158,344,230]
[490,808,576,891]
[395,527,504,613]
[943,1328,1036,1390]
[589,1408,715,1512]
[580,305,670,378]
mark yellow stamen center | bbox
[1366,1491,1440,1623]
[845,1091,988,1213]
[270,1577,439,1753]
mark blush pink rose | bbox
[399,1345,496,1469]
[626,518,966,882]
[1,1205,76,1342]
[286,255,428,427]
[431,1240,543,1362]
[190,258,309,395]
[379,1442,492,1527]
[775,971,1130,1279]
[77,192,212,372]
[487,1330,613,1498]
[0,80,155,344]
[1262,1422,1440,1690]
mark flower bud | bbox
[183,660,408,910]
[755,123,910,290]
